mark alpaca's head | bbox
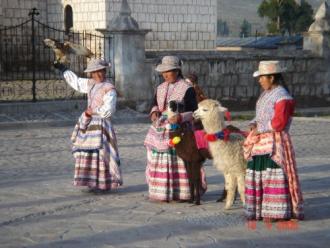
[167,100,184,119]
[193,99,227,130]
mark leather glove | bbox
[53,61,67,73]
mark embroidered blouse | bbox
[150,79,197,115]
[63,70,117,118]
[251,86,294,133]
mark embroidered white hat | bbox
[155,56,182,72]
[84,58,110,73]
[253,60,286,77]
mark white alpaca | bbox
[193,99,247,210]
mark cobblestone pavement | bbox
[0,117,330,248]
[0,108,150,129]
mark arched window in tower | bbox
[64,5,73,33]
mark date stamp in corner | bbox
[246,219,300,231]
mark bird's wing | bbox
[64,41,94,57]
[44,38,69,63]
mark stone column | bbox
[303,1,330,100]
[109,0,152,112]
[303,1,330,58]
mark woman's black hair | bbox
[267,73,290,94]
[174,69,184,79]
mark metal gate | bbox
[0,8,114,102]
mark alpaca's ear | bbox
[218,106,228,113]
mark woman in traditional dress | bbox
[243,60,304,221]
[144,56,198,202]
[54,59,122,193]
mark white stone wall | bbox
[47,0,107,31]
[1,0,47,26]
[47,0,64,30]
[62,0,106,30]
[117,0,218,50]
[131,0,217,50]
[59,0,217,50]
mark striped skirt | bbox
[245,155,291,220]
[73,118,122,190]
[146,148,191,201]
[244,131,304,220]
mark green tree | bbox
[258,0,314,34]
[258,0,280,33]
[279,0,298,34]
[240,19,252,37]
[295,0,314,32]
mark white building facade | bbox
[0,0,217,50]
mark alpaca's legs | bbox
[237,174,245,205]
[224,174,237,210]
[185,161,194,203]
[216,187,227,202]
[216,173,227,202]
[193,163,201,205]
[187,161,202,205]
[184,161,197,204]
[194,179,201,205]
[189,183,195,203]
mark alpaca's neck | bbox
[202,112,225,134]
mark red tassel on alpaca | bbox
[223,129,231,141]
[225,111,231,122]
[205,134,217,142]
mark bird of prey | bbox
[44,38,94,64]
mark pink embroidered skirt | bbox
[146,148,191,201]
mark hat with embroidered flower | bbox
[253,60,286,77]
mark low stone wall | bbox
[0,80,84,102]
[146,50,330,110]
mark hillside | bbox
[217,0,324,36]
